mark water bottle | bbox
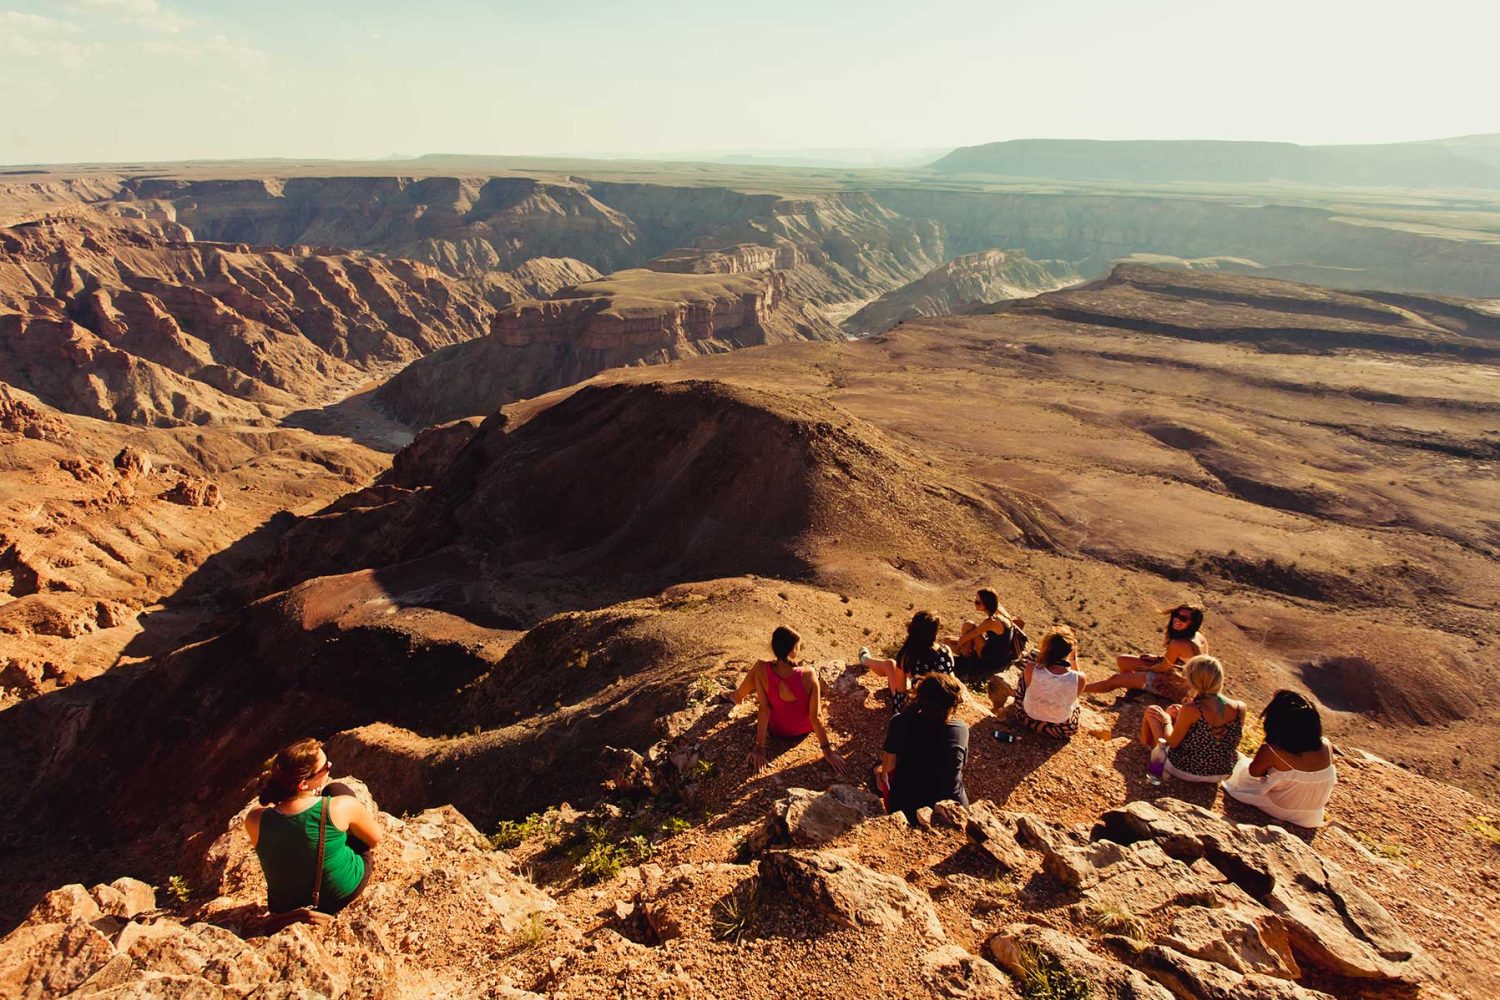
[1147,738,1168,785]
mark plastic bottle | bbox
[1147,738,1168,785]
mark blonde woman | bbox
[1140,655,1243,782]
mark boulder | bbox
[1162,905,1298,979]
[1104,938,1337,1000]
[163,478,222,508]
[987,923,1174,1000]
[964,800,1030,873]
[920,943,1021,999]
[1100,799,1430,984]
[24,883,103,926]
[0,920,117,998]
[775,784,883,846]
[759,850,943,939]
[113,446,152,478]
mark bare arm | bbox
[807,674,846,775]
[749,663,771,770]
[1163,703,1199,749]
[1247,743,1275,778]
[335,797,383,849]
[244,807,264,848]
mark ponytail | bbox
[257,738,323,805]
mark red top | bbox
[764,664,814,738]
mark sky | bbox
[2,0,1498,165]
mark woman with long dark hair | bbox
[1223,690,1336,827]
[1085,603,1205,701]
[877,672,969,821]
[245,739,382,921]
[858,610,955,711]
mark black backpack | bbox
[979,621,1028,671]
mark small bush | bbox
[1017,943,1095,1000]
[510,912,549,951]
[160,875,192,909]
[489,809,565,851]
[712,879,759,943]
[692,673,723,702]
[660,816,692,836]
[575,823,653,884]
[1088,902,1144,940]
[691,759,719,780]
[1354,832,1409,863]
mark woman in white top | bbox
[1006,625,1086,739]
[1223,690,1337,828]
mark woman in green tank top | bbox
[245,739,382,915]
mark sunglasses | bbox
[314,756,332,776]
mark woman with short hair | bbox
[877,672,969,821]
[245,739,382,920]
[1085,604,1205,701]
[1223,690,1337,828]
[859,610,955,711]
[1140,654,1243,782]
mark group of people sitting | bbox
[732,590,1338,832]
[247,590,1336,924]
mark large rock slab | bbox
[987,923,1174,1000]
[921,943,1021,999]
[1105,937,1336,1000]
[759,849,943,938]
[775,784,884,846]
[1099,798,1431,984]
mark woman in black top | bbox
[859,610,956,711]
[877,673,969,822]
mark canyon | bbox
[0,160,1498,999]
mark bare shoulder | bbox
[328,794,365,827]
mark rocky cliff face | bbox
[0,214,493,425]
[843,249,1080,334]
[377,270,842,426]
[123,175,644,277]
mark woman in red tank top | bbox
[747,626,847,776]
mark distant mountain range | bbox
[929,135,1500,188]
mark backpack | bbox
[980,621,1028,671]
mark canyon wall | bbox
[377,268,841,426]
[843,248,1080,334]
[0,214,492,425]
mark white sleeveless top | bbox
[1222,746,1337,828]
[1024,665,1082,724]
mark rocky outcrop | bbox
[1098,798,1432,984]
[773,784,885,846]
[843,249,1080,334]
[646,242,805,274]
[759,849,943,938]
[0,781,562,999]
[377,269,842,426]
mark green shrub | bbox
[660,816,692,836]
[489,809,565,851]
[1017,943,1094,1000]
[160,875,192,909]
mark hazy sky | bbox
[3,0,1497,164]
